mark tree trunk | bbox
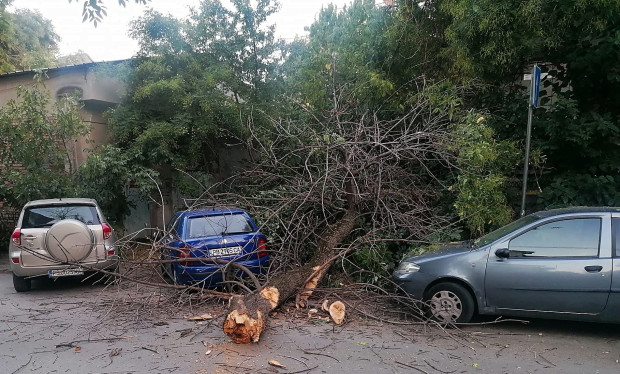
[223,287,279,343]
[270,208,358,307]
[221,209,357,343]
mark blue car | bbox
[161,208,269,287]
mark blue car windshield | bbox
[474,215,540,247]
[187,214,254,238]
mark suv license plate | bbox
[49,268,84,278]
[210,246,242,257]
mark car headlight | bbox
[395,261,420,275]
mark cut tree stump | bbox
[222,287,279,343]
[222,210,358,344]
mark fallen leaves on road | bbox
[188,313,214,321]
[268,359,286,368]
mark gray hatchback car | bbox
[9,198,119,292]
[394,207,620,324]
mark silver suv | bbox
[8,198,119,292]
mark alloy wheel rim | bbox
[430,290,462,322]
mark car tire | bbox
[13,273,32,292]
[161,263,170,279]
[425,282,475,323]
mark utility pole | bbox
[521,64,541,216]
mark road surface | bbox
[1,267,620,373]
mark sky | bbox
[10,0,352,62]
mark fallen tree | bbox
[204,89,455,342]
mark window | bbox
[508,218,601,258]
[475,214,539,247]
[22,205,100,228]
[56,86,83,100]
[187,214,253,239]
[613,218,620,257]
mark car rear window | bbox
[187,214,254,238]
[22,205,101,228]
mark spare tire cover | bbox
[45,219,95,262]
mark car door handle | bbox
[584,265,603,273]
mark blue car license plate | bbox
[210,246,242,257]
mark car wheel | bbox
[426,283,474,323]
[13,273,31,292]
[161,263,170,279]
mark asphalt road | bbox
[2,264,620,374]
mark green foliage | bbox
[68,0,149,26]
[451,111,519,236]
[74,145,158,223]
[0,5,59,73]
[438,0,620,82]
[111,0,281,178]
[395,0,620,214]
[284,0,397,114]
[347,242,400,287]
[0,80,88,208]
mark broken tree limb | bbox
[269,209,358,309]
[223,287,279,343]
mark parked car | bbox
[393,207,620,324]
[160,207,269,286]
[8,198,119,292]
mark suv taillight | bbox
[11,228,21,246]
[177,246,191,266]
[102,223,112,240]
[257,237,268,258]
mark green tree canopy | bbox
[0,79,87,207]
[0,2,60,73]
[109,0,281,175]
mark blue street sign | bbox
[530,64,541,108]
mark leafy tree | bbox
[451,111,519,235]
[284,0,396,115]
[391,0,620,213]
[0,78,88,208]
[0,2,59,73]
[110,0,281,175]
[74,145,158,223]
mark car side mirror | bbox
[495,248,510,258]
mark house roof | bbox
[0,57,133,79]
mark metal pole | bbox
[520,101,533,216]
